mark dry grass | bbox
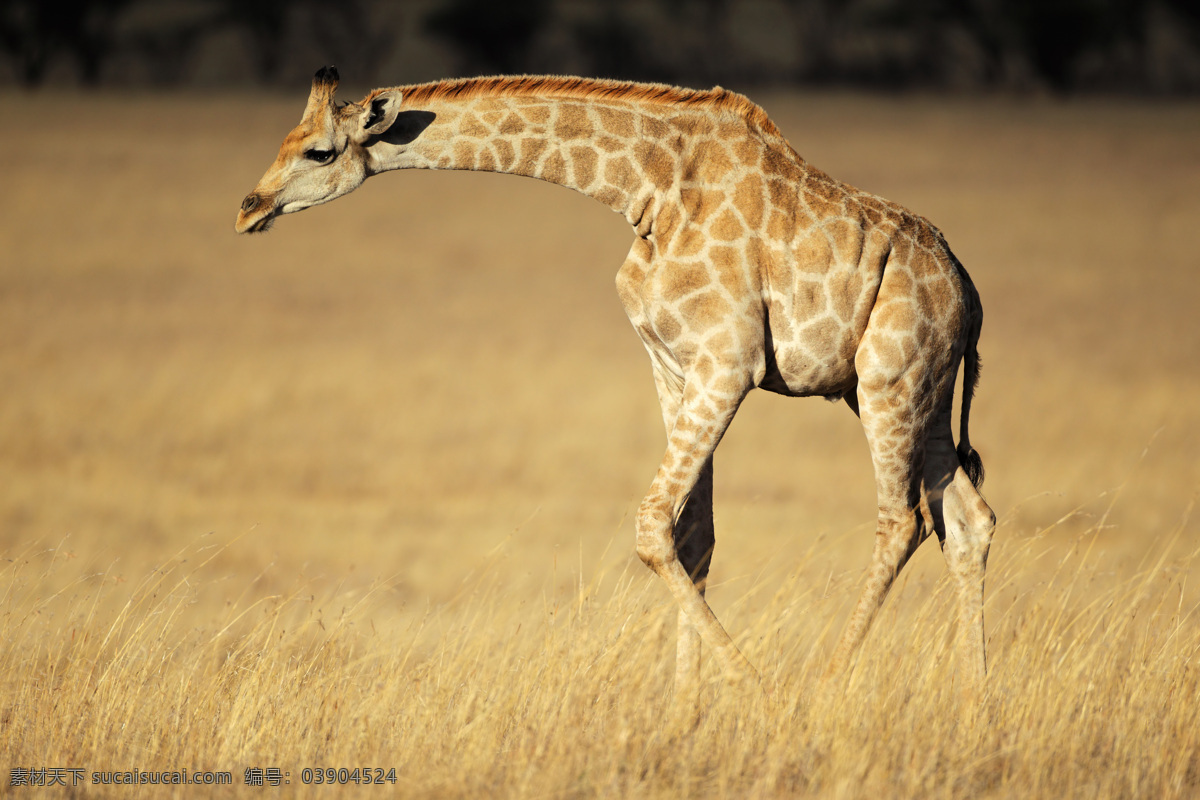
[1,89,1198,797]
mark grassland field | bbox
[0,88,1198,797]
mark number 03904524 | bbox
[300,768,396,785]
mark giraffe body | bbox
[238,68,996,701]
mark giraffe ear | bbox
[356,90,402,141]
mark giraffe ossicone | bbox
[237,67,997,701]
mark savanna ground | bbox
[1,88,1198,797]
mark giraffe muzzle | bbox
[235,192,279,233]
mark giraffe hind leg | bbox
[824,353,937,685]
[924,406,996,691]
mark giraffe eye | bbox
[304,148,336,164]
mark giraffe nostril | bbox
[241,194,260,213]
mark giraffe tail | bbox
[957,274,985,489]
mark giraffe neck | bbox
[364,86,740,237]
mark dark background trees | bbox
[1,0,1197,93]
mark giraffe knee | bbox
[874,509,924,567]
[635,498,677,572]
[942,470,995,572]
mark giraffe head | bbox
[236,66,403,233]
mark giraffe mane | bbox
[364,75,786,142]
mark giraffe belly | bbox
[760,340,858,398]
[759,290,863,397]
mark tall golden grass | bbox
[3,506,1197,797]
[1,90,1198,796]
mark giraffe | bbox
[236,66,997,702]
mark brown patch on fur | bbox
[615,261,646,311]
[495,139,516,170]
[916,221,940,251]
[830,271,863,322]
[654,203,682,241]
[710,208,744,242]
[804,188,843,220]
[541,150,567,183]
[476,97,507,112]
[705,329,734,357]
[708,244,738,279]
[660,262,710,301]
[499,113,526,135]
[655,309,683,342]
[855,197,887,227]
[867,338,903,377]
[453,140,476,166]
[712,374,744,395]
[733,136,761,166]
[739,238,769,291]
[820,218,862,267]
[766,178,797,214]
[570,146,598,189]
[762,146,801,180]
[604,156,636,192]
[766,209,796,243]
[522,105,551,124]
[909,248,940,278]
[839,330,859,362]
[795,276,828,315]
[876,298,917,331]
[635,142,675,188]
[793,228,834,274]
[679,187,724,226]
[718,247,752,300]
[733,175,765,229]
[516,138,549,174]
[555,103,593,140]
[767,298,793,340]
[642,116,669,139]
[596,135,625,153]
[716,120,747,141]
[780,347,811,377]
[681,291,732,328]
[669,114,715,136]
[673,339,698,364]
[687,141,733,183]
[597,106,635,137]
[801,316,842,351]
[593,186,623,208]
[459,113,489,138]
[916,275,956,319]
[673,226,707,257]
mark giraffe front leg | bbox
[646,363,717,705]
[635,383,759,688]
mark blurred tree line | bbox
[1,0,1198,93]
